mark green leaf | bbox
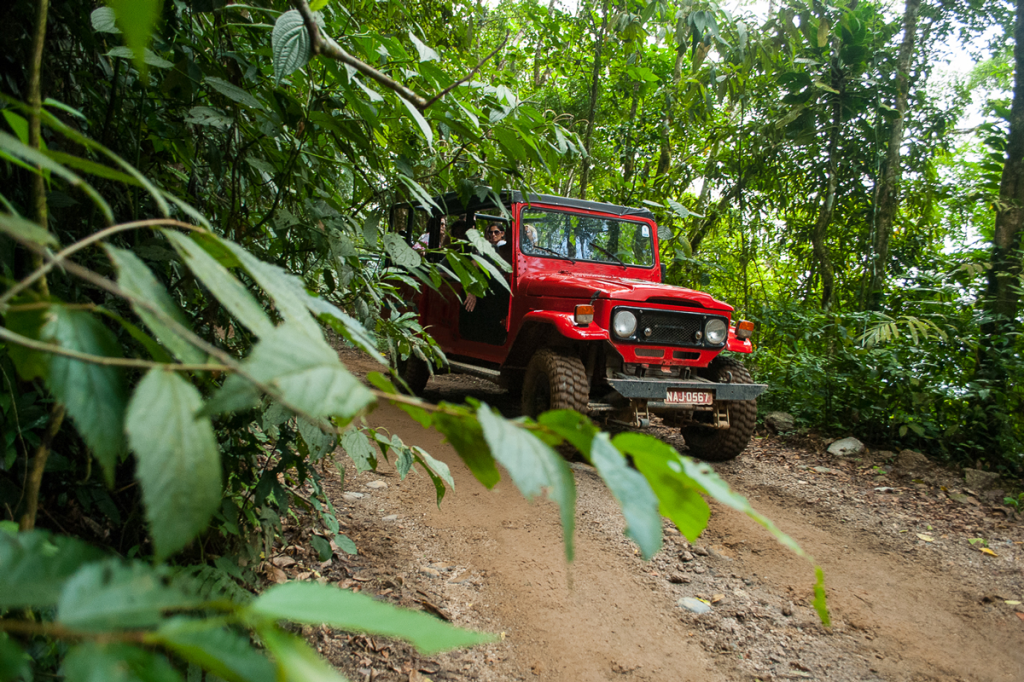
[257,626,349,682]
[209,325,374,422]
[218,238,323,339]
[44,150,140,185]
[126,369,222,560]
[476,405,576,561]
[206,77,265,110]
[412,446,453,508]
[614,432,830,626]
[335,533,357,555]
[0,131,113,221]
[64,642,182,682]
[398,96,433,149]
[588,433,662,559]
[163,230,274,338]
[0,211,58,247]
[105,246,205,364]
[432,408,500,488]
[408,32,439,62]
[4,306,49,380]
[340,428,377,472]
[309,0,330,10]
[91,7,121,33]
[465,229,512,273]
[249,582,494,654]
[105,46,174,69]
[383,233,422,269]
[155,618,276,682]
[95,306,173,363]
[106,0,164,77]
[42,307,128,485]
[185,106,233,129]
[0,530,106,609]
[612,433,710,542]
[0,633,31,682]
[298,417,336,459]
[310,536,332,562]
[58,559,197,631]
[272,10,311,85]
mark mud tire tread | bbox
[398,354,431,396]
[682,356,757,462]
[520,349,589,418]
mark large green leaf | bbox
[58,559,197,631]
[208,325,373,421]
[105,246,205,364]
[41,307,128,485]
[90,7,121,33]
[205,77,265,110]
[613,432,830,625]
[589,433,662,560]
[431,408,500,488]
[272,10,311,85]
[0,633,31,682]
[248,582,493,654]
[0,530,105,609]
[0,211,58,247]
[218,238,323,339]
[64,642,181,682]
[163,230,274,337]
[339,428,377,473]
[382,233,422,269]
[398,96,433,149]
[126,369,222,560]
[476,405,576,561]
[611,432,711,542]
[4,305,49,381]
[257,626,349,682]
[105,0,163,76]
[155,619,276,682]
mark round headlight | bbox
[612,310,638,338]
[705,318,728,345]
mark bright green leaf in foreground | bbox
[209,325,374,421]
[57,559,197,631]
[64,642,181,682]
[0,531,105,609]
[0,211,58,247]
[105,246,205,364]
[248,581,493,655]
[126,369,222,560]
[477,405,576,561]
[588,433,662,560]
[42,307,128,485]
[258,626,349,682]
[105,0,163,76]
[155,618,276,682]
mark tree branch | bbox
[18,402,63,531]
[291,0,429,110]
[421,34,509,110]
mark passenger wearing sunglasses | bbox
[485,224,505,247]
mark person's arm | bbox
[464,292,477,312]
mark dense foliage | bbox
[1,0,1022,678]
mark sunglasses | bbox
[486,229,503,236]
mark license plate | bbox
[665,389,713,405]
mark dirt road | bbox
[314,354,1024,681]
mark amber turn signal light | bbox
[574,304,595,325]
[736,320,755,340]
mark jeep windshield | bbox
[520,207,655,267]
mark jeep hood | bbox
[521,272,733,311]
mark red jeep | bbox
[390,191,766,461]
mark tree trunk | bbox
[978,0,1024,374]
[578,0,609,200]
[810,48,844,311]
[867,0,920,309]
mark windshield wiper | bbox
[591,243,626,266]
[530,244,575,263]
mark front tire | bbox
[397,353,431,396]
[520,349,589,418]
[681,356,757,462]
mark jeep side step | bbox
[447,359,502,383]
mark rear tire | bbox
[397,354,431,396]
[521,349,589,418]
[681,356,756,462]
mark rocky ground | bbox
[265,351,1024,681]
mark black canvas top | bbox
[397,190,655,221]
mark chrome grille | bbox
[638,310,702,346]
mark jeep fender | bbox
[726,333,753,354]
[522,311,610,342]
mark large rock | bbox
[895,449,930,477]
[765,411,797,433]
[827,437,865,458]
[964,468,1001,492]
